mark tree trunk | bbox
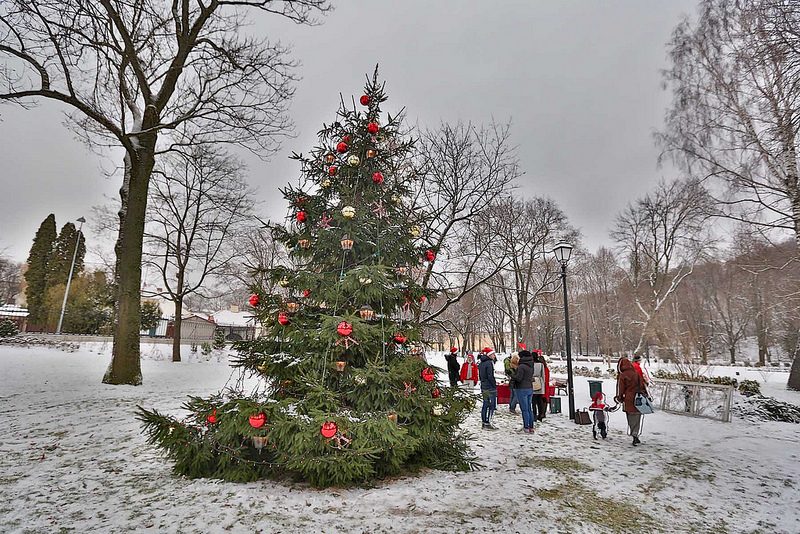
[788,356,800,391]
[729,346,736,365]
[103,128,157,385]
[172,298,183,362]
[756,314,768,367]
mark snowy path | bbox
[1,346,799,533]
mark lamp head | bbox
[552,241,573,264]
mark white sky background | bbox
[0,0,698,265]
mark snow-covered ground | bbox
[1,344,799,534]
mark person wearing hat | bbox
[445,346,461,387]
[478,347,499,430]
[631,354,650,385]
[615,356,649,446]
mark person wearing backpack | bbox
[614,356,649,446]
[505,352,520,414]
[512,350,536,433]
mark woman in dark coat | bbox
[615,357,648,446]
[445,347,460,387]
[512,350,536,433]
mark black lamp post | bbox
[553,241,575,420]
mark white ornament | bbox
[347,155,360,167]
[342,206,356,219]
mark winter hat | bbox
[518,349,532,359]
[482,347,496,357]
[450,346,458,353]
[590,392,606,410]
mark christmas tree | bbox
[137,70,476,487]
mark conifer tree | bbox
[24,214,56,326]
[47,222,86,289]
[138,71,476,487]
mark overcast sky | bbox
[0,0,697,265]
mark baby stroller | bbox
[588,392,619,440]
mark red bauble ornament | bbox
[249,412,267,429]
[303,289,311,298]
[421,368,435,382]
[425,249,436,262]
[360,94,370,106]
[336,142,348,153]
[320,421,338,438]
[372,172,384,184]
[206,409,218,424]
[393,333,408,344]
[432,388,441,398]
[248,294,260,307]
[278,312,290,326]
[328,166,337,176]
[342,134,352,144]
[419,295,427,303]
[367,122,379,134]
[337,321,353,337]
[296,211,307,223]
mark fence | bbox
[649,379,734,423]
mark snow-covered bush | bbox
[0,319,19,338]
[738,380,761,397]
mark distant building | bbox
[211,305,259,341]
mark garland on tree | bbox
[137,69,477,487]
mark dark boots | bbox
[632,436,641,446]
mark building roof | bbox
[0,304,29,318]
[211,309,256,327]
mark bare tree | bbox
[660,1,800,234]
[0,0,329,384]
[486,197,579,347]
[0,252,21,305]
[144,146,253,362]
[413,121,519,327]
[612,178,714,356]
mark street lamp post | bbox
[553,241,575,420]
[56,217,86,335]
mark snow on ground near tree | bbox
[1,345,799,534]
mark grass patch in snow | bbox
[533,479,656,533]
[519,455,593,474]
[644,453,715,494]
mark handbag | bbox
[574,409,592,425]
[532,376,543,391]
[634,392,654,414]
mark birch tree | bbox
[611,178,714,356]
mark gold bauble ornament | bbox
[347,155,360,166]
[325,153,336,164]
[409,226,421,238]
[358,276,372,285]
[342,206,356,219]
[366,149,377,159]
[321,178,331,188]
[433,405,445,416]
[278,278,290,288]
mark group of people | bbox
[444,346,653,446]
[444,346,551,433]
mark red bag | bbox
[497,384,511,404]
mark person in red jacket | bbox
[459,352,479,387]
[615,357,648,446]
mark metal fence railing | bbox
[649,379,734,423]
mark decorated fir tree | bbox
[137,71,475,487]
